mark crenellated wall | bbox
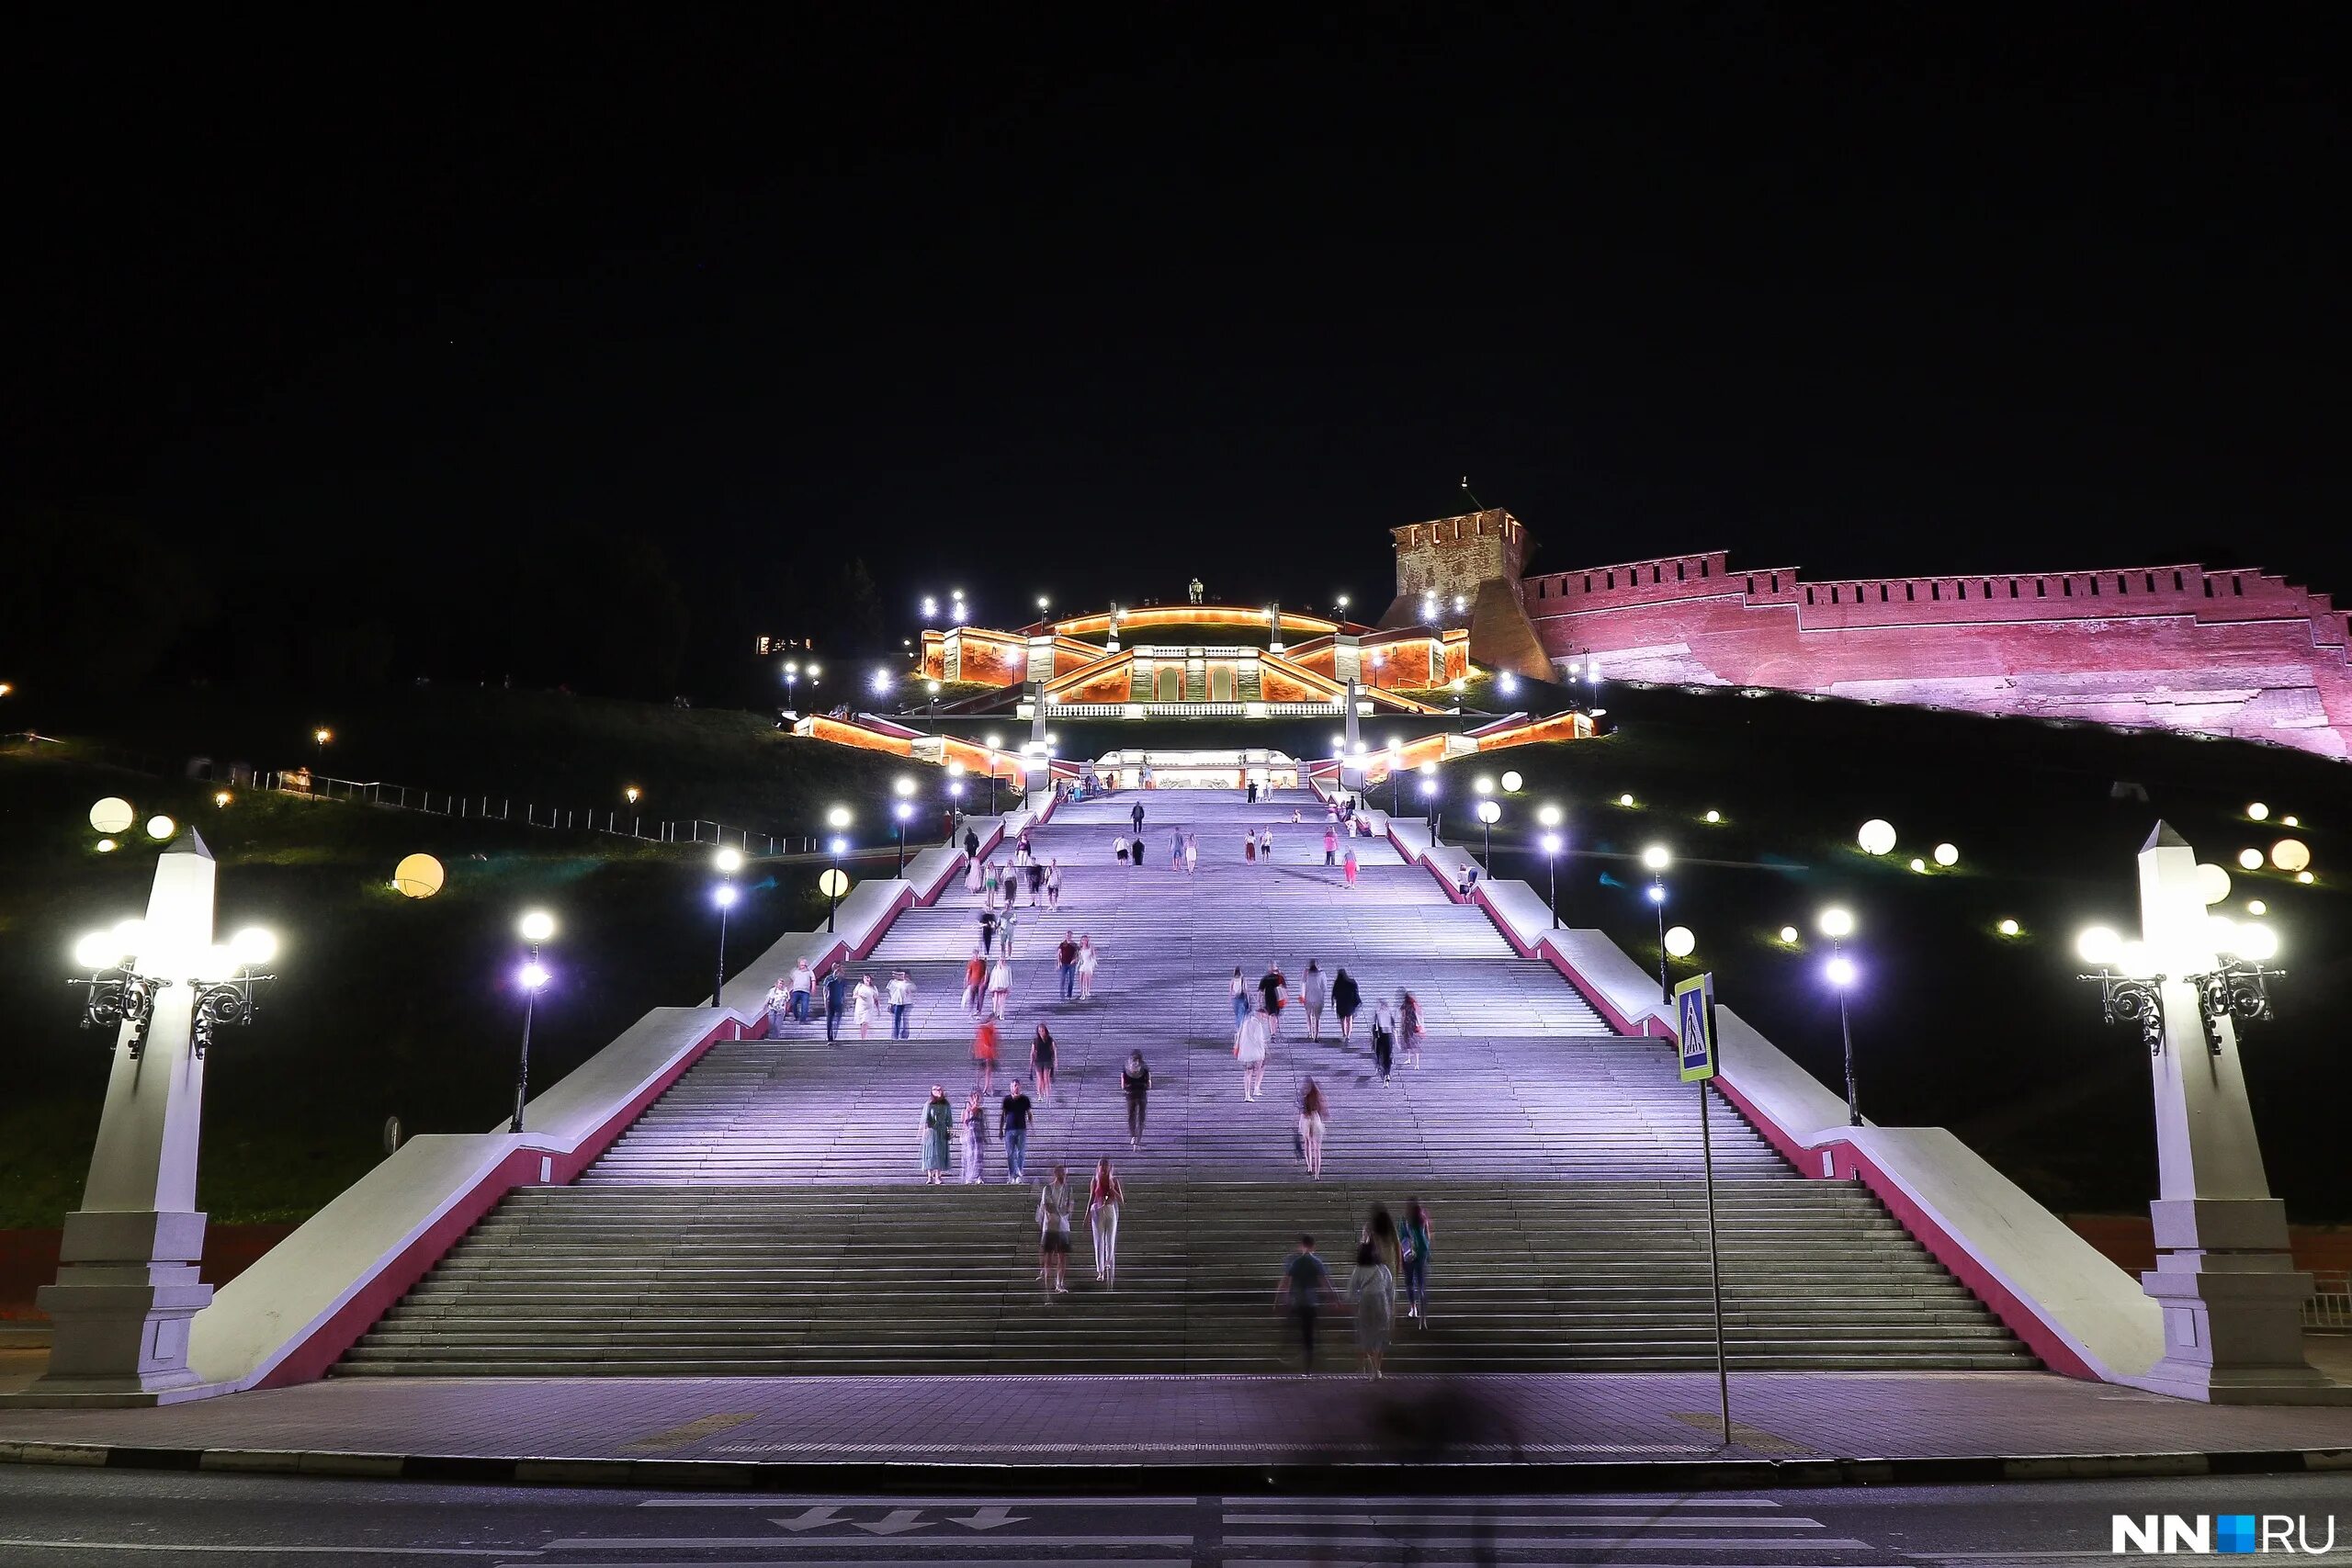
[1517,552,2352,760]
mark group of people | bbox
[763,958,919,1043]
[1274,1199,1435,1374]
[1234,962,1425,1091]
[923,1043,1153,1171]
[966,844,1062,910]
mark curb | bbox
[2,1438,2347,1492]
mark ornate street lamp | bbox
[71,921,277,1061]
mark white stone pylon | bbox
[14,833,222,1405]
[2126,822,2341,1403]
[1340,678,1364,791]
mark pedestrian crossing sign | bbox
[1675,973,1716,1082]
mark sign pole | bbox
[1675,973,1731,1446]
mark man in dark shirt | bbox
[979,908,998,955]
[1130,802,1146,834]
[1057,933,1080,1000]
[822,966,848,1043]
[1000,1081,1034,1183]
[1276,1234,1333,1371]
[963,827,980,860]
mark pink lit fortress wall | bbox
[1521,549,2352,760]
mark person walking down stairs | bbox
[788,956,814,1022]
[1031,1023,1057,1100]
[1090,1158,1124,1288]
[852,974,879,1040]
[822,966,848,1043]
[1036,1164,1074,1295]
[1121,1049,1149,1147]
[972,1016,999,1096]
[1076,936,1098,1000]
[1001,1080,1033,1182]
[887,970,915,1040]
[1370,996,1396,1085]
[921,1086,954,1186]
[1057,932,1079,1000]
[963,949,987,1016]
[988,954,1012,1019]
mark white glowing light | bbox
[519,961,550,991]
[2236,922,2279,962]
[1641,844,1670,871]
[1996,918,2020,937]
[2238,848,2264,871]
[2270,839,2311,873]
[1817,907,1856,940]
[1778,925,1799,944]
[827,806,852,829]
[2194,863,2233,906]
[1664,926,1696,958]
[715,846,746,874]
[2246,898,2267,916]
[1932,842,1959,867]
[145,815,176,841]
[74,931,121,969]
[1857,819,1897,855]
[1703,809,1721,824]
[1476,799,1501,824]
[2075,926,2122,966]
[1499,771,1522,793]
[1908,857,1927,873]
[2247,801,2270,821]
[229,927,277,965]
[518,909,557,942]
[1618,793,1635,807]
[1825,955,1858,988]
[1537,804,1563,827]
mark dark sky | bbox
[6,7,2346,660]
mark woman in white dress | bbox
[1076,935,1099,1000]
[1235,1006,1271,1101]
[988,955,1012,1019]
[965,853,984,897]
[852,974,880,1039]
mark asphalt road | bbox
[0,1466,2341,1565]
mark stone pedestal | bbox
[2124,825,2344,1404]
[10,835,228,1406]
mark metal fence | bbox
[263,770,840,856]
[2307,1270,2352,1331]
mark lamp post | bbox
[783,660,800,712]
[1538,805,1565,926]
[709,847,744,1009]
[1817,906,1860,1125]
[824,807,852,931]
[893,800,912,874]
[1475,798,1500,871]
[1420,776,1441,840]
[512,909,556,1132]
[1643,844,1672,1002]
[2062,824,2332,1400]
[35,835,278,1402]
[946,774,966,839]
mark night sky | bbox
[6,9,2346,690]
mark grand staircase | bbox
[340,790,2034,1377]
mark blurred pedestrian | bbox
[1183,832,1199,875]
[1370,996,1396,1085]
[1046,859,1064,909]
[978,907,999,955]
[763,976,791,1033]
[1077,935,1099,1000]
[1001,907,1020,957]
[921,1085,954,1185]
[1258,826,1272,863]
[852,973,879,1040]
[1401,1197,1433,1324]
[788,956,814,1022]
[1399,989,1424,1068]
[963,949,987,1015]
[1230,965,1250,1027]
[960,1089,988,1184]
[1302,961,1328,1040]
[1057,931,1079,1000]
[965,853,984,897]
[1343,845,1359,886]
[1259,963,1287,1032]
[1276,1234,1333,1372]
[1349,1238,1396,1377]
[1243,829,1257,864]
[1235,1005,1271,1100]
[1090,1157,1124,1287]
[1323,825,1338,866]
[972,1015,1000,1095]
[1122,1049,1150,1146]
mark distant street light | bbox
[1475,797,1501,870]
[511,910,556,1132]
[1817,906,1860,1124]
[824,807,852,931]
[1541,830,1564,927]
[893,799,912,875]
[1421,776,1441,839]
[711,883,739,1010]
[1643,845,1672,1002]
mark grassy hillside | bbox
[0,691,922,1228]
[1414,682,2350,1220]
